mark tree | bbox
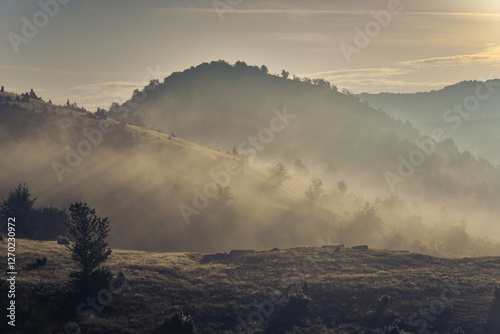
[211,185,234,208]
[1,86,4,92]
[345,203,383,244]
[34,206,69,240]
[294,158,309,177]
[268,162,290,186]
[260,65,268,74]
[337,180,347,193]
[66,202,112,291]
[30,88,38,100]
[0,183,37,238]
[305,177,323,211]
[95,108,107,119]
[281,70,290,79]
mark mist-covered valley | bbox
[2,61,500,259]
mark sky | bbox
[1,0,500,110]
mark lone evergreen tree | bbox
[66,202,112,291]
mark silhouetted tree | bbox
[0,183,37,238]
[34,206,69,240]
[235,60,248,70]
[341,88,353,96]
[268,162,290,186]
[211,185,234,208]
[281,70,290,79]
[305,177,323,211]
[1,86,4,92]
[260,65,268,74]
[66,202,112,291]
[345,203,383,244]
[294,158,309,176]
[95,108,107,119]
[337,180,347,193]
[29,89,38,100]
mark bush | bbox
[379,295,391,305]
[57,235,70,245]
[36,257,47,266]
[266,293,310,334]
[157,312,196,334]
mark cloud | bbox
[301,67,409,80]
[72,81,142,93]
[157,7,355,16]
[406,12,500,18]
[399,44,500,68]
[69,81,143,111]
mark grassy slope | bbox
[1,239,499,333]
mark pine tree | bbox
[66,202,112,291]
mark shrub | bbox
[266,292,310,334]
[57,235,70,245]
[158,312,196,334]
[379,295,391,305]
[36,257,47,266]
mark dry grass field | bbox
[2,239,500,333]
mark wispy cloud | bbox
[301,68,409,80]
[400,44,500,68]
[70,81,143,110]
[158,7,354,16]
[406,12,500,18]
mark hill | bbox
[1,239,499,333]
[2,76,500,258]
[107,61,500,239]
[357,80,500,165]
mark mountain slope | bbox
[357,80,500,165]
[108,61,500,238]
